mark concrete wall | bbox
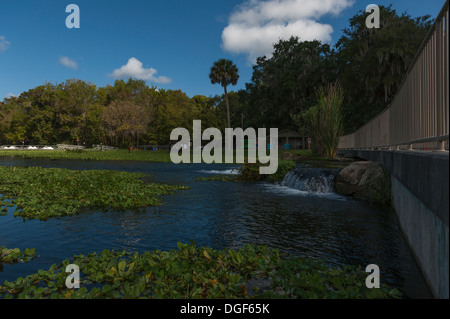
[339,150,449,299]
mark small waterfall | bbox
[281,167,339,194]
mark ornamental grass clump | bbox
[299,83,344,159]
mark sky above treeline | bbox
[0,0,445,100]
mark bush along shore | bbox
[0,166,188,221]
[0,149,173,162]
[0,242,402,299]
[239,160,296,183]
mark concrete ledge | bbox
[339,150,449,227]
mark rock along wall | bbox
[335,161,391,206]
[338,150,449,299]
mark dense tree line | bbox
[0,5,433,147]
[0,79,225,147]
[241,5,433,134]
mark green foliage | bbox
[375,174,392,208]
[237,160,296,183]
[0,79,225,147]
[209,59,240,89]
[294,83,344,159]
[0,246,36,265]
[268,160,296,183]
[209,59,240,128]
[238,163,266,182]
[0,242,402,299]
[364,171,393,208]
[241,8,432,135]
[65,149,86,154]
[0,166,188,221]
[0,149,172,162]
[336,5,433,133]
[246,38,335,131]
[261,256,402,299]
[0,198,13,216]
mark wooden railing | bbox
[339,0,449,151]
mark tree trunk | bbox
[224,85,231,128]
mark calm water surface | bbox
[0,157,433,298]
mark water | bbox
[0,157,433,298]
[281,166,340,194]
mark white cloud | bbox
[5,93,17,99]
[0,36,11,53]
[59,56,78,69]
[110,57,172,84]
[222,0,355,62]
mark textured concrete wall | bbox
[339,150,449,299]
[391,177,449,298]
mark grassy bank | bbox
[0,149,319,163]
[0,166,188,221]
[0,149,173,162]
[0,242,401,299]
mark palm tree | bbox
[209,59,239,128]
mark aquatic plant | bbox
[0,246,36,265]
[0,242,401,299]
[0,166,188,221]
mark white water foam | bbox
[261,182,347,200]
[197,169,240,175]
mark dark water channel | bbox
[0,157,433,298]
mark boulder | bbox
[335,161,391,206]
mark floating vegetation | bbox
[0,166,188,221]
[0,246,36,265]
[0,197,14,216]
[0,242,401,299]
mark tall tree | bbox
[102,100,150,147]
[58,79,98,144]
[209,59,239,128]
[245,37,337,130]
[336,5,433,133]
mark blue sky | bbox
[0,0,445,100]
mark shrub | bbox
[237,160,295,183]
[297,83,344,159]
